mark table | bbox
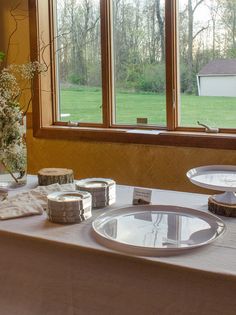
[0,176,235,315]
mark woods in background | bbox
[56,0,236,95]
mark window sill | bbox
[30,124,236,151]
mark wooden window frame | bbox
[28,0,236,150]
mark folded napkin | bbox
[0,183,76,220]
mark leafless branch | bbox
[39,30,71,71]
[84,16,99,35]
[193,23,209,41]
[193,0,205,14]
[21,79,34,115]
[1,160,19,183]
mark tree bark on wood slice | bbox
[208,196,236,217]
[38,168,74,186]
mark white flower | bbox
[0,59,45,175]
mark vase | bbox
[0,113,27,189]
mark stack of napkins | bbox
[0,183,75,220]
[47,191,92,224]
[75,178,116,208]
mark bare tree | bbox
[155,0,165,63]
[186,0,209,93]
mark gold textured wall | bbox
[2,0,236,194]
[0,1,29,62]
[27,129,236,193]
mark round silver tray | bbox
[187,165,236,204]
[92,205,225,257]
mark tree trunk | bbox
[187,0,194,94]
[155,0,165,63]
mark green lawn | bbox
[59,87,236,128]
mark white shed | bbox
[197,59,236,97]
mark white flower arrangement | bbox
[0,53,46,183]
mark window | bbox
[55,0,103,124]
[54,0,167,128]
[29,0,236,149]
[178,0,236,129]
[112,0,166,127]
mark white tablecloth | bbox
[0,176,235,315]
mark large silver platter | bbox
[92,205,225,256]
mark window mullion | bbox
[100,0,114,128]
[165,0,178,131]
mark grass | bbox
[59,86,236,128]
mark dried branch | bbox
[193,23,209,41]
[39,30,72,72]
[193,0,205,14]
[1,160,19,184]
[21,79,34,116]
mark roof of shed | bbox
[198,59,236,76]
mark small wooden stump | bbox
[38,168,74,186]
[208,196,236,217]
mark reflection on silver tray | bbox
[92,205,225,257]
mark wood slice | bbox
[208,196,236,217]
[38,168,74,186]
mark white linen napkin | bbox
[0,183,76,220]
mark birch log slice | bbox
[208,196,236,217]
[38,168,74,186]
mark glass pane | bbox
[112,0,166,127]
[178,0,236,129]
[55,0,102,123]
